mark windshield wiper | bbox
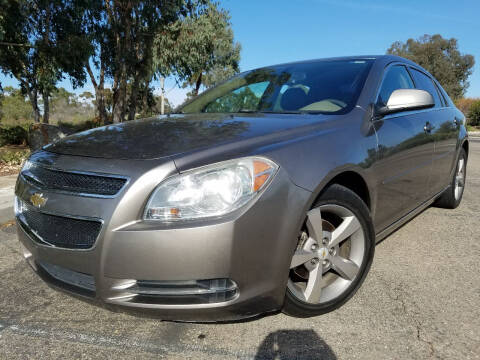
[236,109,259,113]
[261,110,326,115]
[259,110,303,114]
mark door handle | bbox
[424,122,432,133]
[453,117,460,126]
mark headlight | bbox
[144,157,278,221]
[21,159,33,171]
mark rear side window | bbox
[409,68,442,108]
[377,65,414,107]
[435,81,454,107]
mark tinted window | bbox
[433,82,447,106]
[181,59,374,115]
[377,65,414,106]
[410,68,442,107]
[435,81,454,107]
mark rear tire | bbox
[282,184,375,318]
[434,148,467,209]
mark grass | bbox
[466,125,480,132]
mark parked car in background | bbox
[15,55,468,321]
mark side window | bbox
[433,82,447,107]
[409,68,442,108]
[377,65,414,107]
[435,81,454,107]
[204,81,269,113]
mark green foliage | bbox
[0,86,32,123]
[455,98,478,116]
[0,86,96,126]
[0,147,30,165]
[0,0,95,123]
[468,100,480,127]
[155,2,241,96]
[0,124,29,146]
[87,0,205,123]
[2,0,241,123]
[49,87,95,124]
[387,34,475,99]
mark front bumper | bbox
[15,151,311,321]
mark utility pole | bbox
[160,77,165,115]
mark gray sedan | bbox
[15,55,468,321]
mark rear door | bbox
[372,64,435,232]
[408,68,459,196]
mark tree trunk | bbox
[25,86,41,123]
[86,61,108,124]
[193,73,203,97]
[42,91,49,124]
[112,3,131,124]
[160,77,165,115]
[128,75,140,121]
[113,71,127,123]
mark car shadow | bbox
[254,329,336,360]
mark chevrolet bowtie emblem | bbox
[30,193,47,208]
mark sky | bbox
[1,0,479,106]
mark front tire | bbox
[283,184,375,318]
[434,148,467,209]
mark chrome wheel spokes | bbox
[329,215,361,248]
[455,157,466,200]
[288,204,365,304]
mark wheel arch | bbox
[462,139,469,157]
[311,170,372,211]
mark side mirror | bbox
[376,89,434,116]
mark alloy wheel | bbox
[454,157,466,201]
[287,204,365,304]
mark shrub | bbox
[455,98,476,115]
[0,148,30,165]
[468,100,480,127]
[0,124,30,146]
[57,117,103,134]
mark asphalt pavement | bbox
[0,144,479,359]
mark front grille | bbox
[17,200,102,249]
[21,162,127,196]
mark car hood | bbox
[44,113,332,160]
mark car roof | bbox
[252,55,417,70]
[246,55,431,80]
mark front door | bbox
[372,64,435,232]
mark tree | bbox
[387,34,475,99]
[155,2,241,98]
[0,0,94,123]
[84,0,202,124]
[468,100,480,127]
[0,86,33,123]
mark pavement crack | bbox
[394,290,436,359]
[376,274,438,359]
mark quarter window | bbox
[377,65,414,107]
[409,68,442,108]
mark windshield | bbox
[180,59,374,115]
